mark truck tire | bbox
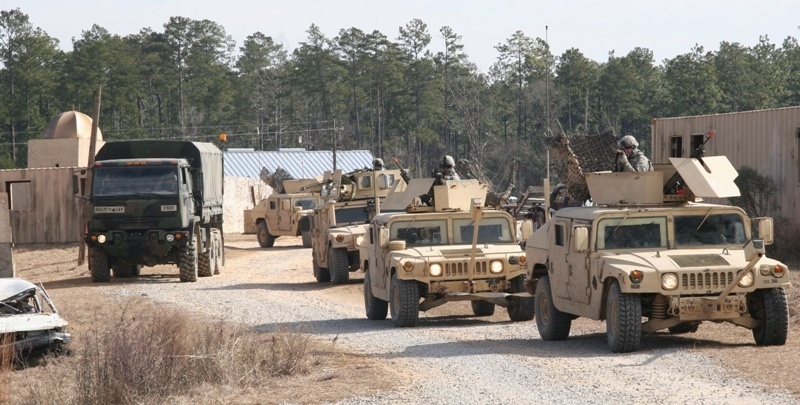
[390,273,419,327]
[606,281,642,353]
[748,287,789,346]
[535,275,571,340]
[198,234,213,277]
[179,234,199,282]
[329,247,350,284]
[507,275,535,322]
[212,229,223,274]
[89,246,111,283]
[364,269,388,320]
[668,322,700,334]
[301,230,312,248]
[257,222,275,248]
[471,300,495,316]
[313,254,331,283]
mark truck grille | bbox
[444,261,488,277]
[681,271,735,291]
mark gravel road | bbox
[102,235,799,404]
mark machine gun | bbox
[663,130,715,195]
[391,156,413,184]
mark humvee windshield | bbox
[334,206,371,226]
[453,217,514,244]
[93,166,179,197]
[598,217,667,250]
[294,198,317,210]
[390,219,447,246]
[674,213,746,246]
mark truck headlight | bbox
[761,263,787,278]
[166,234,175,242]
[429,263,442,277]
[335,234,345,242]
[355,235,364,247]
[738,270,754,288]
[402,261,414,272]
[97,234,107,243]
[661,273,678,290]
[489,260,504,274]
[629,270,644,284]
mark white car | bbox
[0,278,70,354]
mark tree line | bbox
[2,8,799,190]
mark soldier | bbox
[439,155,461,180]
[373,158,385,171]
[615,135,653,172]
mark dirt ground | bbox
[6,235,800,402]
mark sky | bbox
[4,0,800,73]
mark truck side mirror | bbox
[755,217,774,245]
[573,226,589,253]
[379,227,390,248]
[519,220,533,241]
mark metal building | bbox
[651,106,800,219]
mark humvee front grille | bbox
[444,261,488,277]
[681,271,735,291]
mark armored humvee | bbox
[245,178,322,248]
[311,169,404,284]
[360,179,533,327]
[526,156,790,352]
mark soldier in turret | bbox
[615,135,653,172]
[373,158,385,171]
[439,155,461,180]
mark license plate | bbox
[161,205,177,212]
[94,206,124,213]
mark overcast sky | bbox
[5,1,800,72]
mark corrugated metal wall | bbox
[651,106,800,219]
[0,167,83,244]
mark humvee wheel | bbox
[257,222,275,248]
[668,322,700,334]
[301,230,312,248]
[329,247,350,284]
[113,263,138,278]
[198,236,213,277]
[179,234,199,282]
[471,300,495,316]
[606,281,642,353]
[507,275,535,322]
[364,269,388,320]
[390,273,419,327]
[89,247,111,282]
[748,287,789,346]
[313,254,331,283]
[535,275,571,340]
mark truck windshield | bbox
[390,219,448,246]
[597,217,667,250]
[674,213,746,246]
[334,206,370,225]
[453,217,515,244]
[93,166,179,197]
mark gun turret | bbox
[663,130,715,195]
[392,156,413,185]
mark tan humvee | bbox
[311,169,404,284]
[360,179,533,327]
[245,178,323,248]
[526,156,790,352]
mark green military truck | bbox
[83,141,224,283]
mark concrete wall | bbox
[28,138,104,168]
[0,193,14,277]
[223,176,271,234]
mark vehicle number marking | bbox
[94,206,124,213]
[161,205,177,212]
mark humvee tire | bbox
[390,273,419,327]
[301,230,312,248]
[329,247,350,284]
[507,275,535,322]
[471,300,495,316]
[179,234,199,282]
[606,281,642,353]
[364,269,388,320]
[535,275,571,340]
[313,254,331,283]
[749,287,789,346]
[668,322,700,334]
[89,246,111,282]
[257,222,275,248]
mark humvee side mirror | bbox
[755,217,774,245]
[388,240,406,251]
[379,227,390,248]
[293,206,302,212]
[519,220,533,241]
[573,226,589,252]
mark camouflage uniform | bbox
[440,155,461,180]
[615,135,653,172]
[373,158,385,171]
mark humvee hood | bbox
[602,249,754,272]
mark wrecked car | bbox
[0,278,71,355]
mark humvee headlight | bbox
[402,261,415,272]
[762,264,787,278]
[661,273,678,290]
[759,264,771,276]
[738,270,754,288]
[97,234,107,243]
[629,270,644,284]
[354,235,364,247]
[518,255,526,265]
[489,260,504,274]
[165,234,175,242]
[175,233,183,240]
[335,234,345,242]
[429,263,442,277]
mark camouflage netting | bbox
[260,167,294,194]
[546,131,618,203]
[456,159,516,208]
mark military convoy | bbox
[84,141,224,283]
[311,169,403,284]
[360,179,534,327]
[245,179,322,248]
[525,157,790,352]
